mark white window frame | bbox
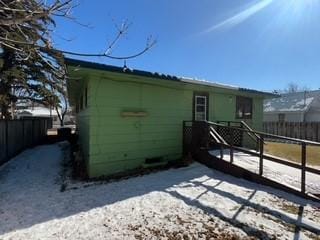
[194,95,207,121]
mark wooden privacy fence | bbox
[263,122,320,142]
[0,118,52,165]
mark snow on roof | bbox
[264,90,320,113]
[181,77,239,90]
[66,58,274,97]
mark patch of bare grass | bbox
[265,142,320,166]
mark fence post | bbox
[301,142,306,194]
[5,120,8,160]
[31,119,35,146]
[22,120,25,149]
[259,135,264,176]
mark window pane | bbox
[195,113,206,121]
[237,109,243,118]
[194,94,208,121]
[236,96,252,119]
[196,105,205,112]
[196,97,206,105]
[244,105,251,116]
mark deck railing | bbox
[183,120,320,195]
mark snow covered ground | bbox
[1,143,320,240]
[209,150,320,195]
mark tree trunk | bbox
[0,48,14,119]
[55,106,65,127]
[60,117,64,127]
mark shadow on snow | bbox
[0,143,319,239]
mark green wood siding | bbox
[69,68,265,178]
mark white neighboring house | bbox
[16,106,74,128]
[264,90,320,122]
[16,106,60,127]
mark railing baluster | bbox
[301,143,306,194]
[259,135,264,176]
[230,127,234,163]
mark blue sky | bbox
[54,0,320,92]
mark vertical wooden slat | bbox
[263,122,320,142]
[316,122,320,142]
[31,119,35,146]
[0,118,51,166]
[5,120,9,161]
[301,142,306,194]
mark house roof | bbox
[65,58,275,97]
[264,90,320,113]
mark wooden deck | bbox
[183,120,320,201]
[209,150,320,195]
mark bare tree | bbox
[0,0,74,119]
[55,91,68,127]
[286,82,300,93]
[273,82,310,94]
[0,1,156,123]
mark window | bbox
[236,96,252,119]
[194,94,208,121]
[278,113,285,122]
[84,87,88,108]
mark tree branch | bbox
[59,38,156,59]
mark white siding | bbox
[304,96,320,122]
[264,112,304,122]
[263,113,278,122]
[305,111,320,122]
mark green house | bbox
[67,58,272,178]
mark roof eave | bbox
[65,57,274,97]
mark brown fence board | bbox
[0,118,52,165]
[263,122,320,142]
[0,121,7,162]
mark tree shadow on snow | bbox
[0,146,319,238]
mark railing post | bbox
[301,142,306,194]
[182,121,186,156]
[220,145,223,159]
[259,135,264,176]
[219,125,224,159]
[230,127,234,163]
[256,136,259,152]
